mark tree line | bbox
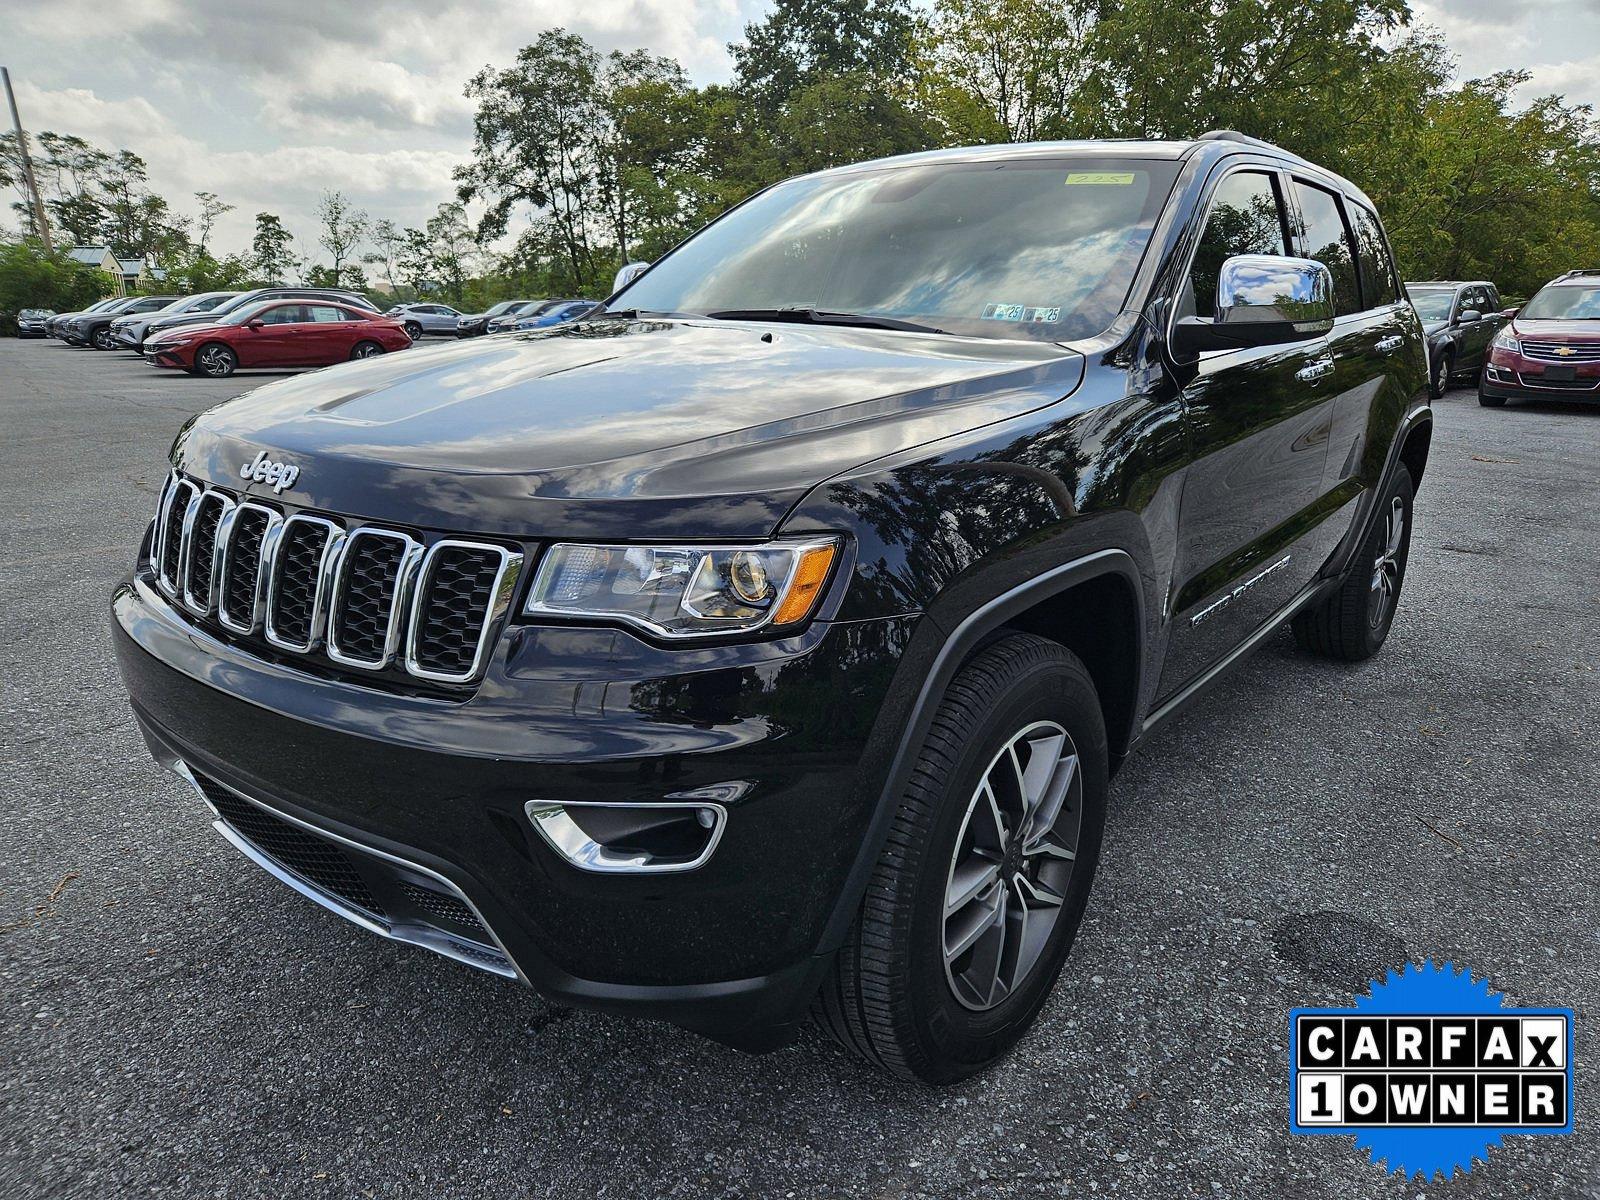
[4,0,1599,320]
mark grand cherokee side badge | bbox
[239,450,301,494]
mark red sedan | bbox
[144,299,412,377]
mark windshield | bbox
[1521,284,1600,320]
[615,157,1181,342]
[1405,288,1454,322]
[485,301,524,317]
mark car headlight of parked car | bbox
[1491,329,1521,354]
[524,538,839,639]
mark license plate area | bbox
[1544,365,1577,382]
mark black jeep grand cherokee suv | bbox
[112,132,1430,1083]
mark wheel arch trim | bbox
[816,547,1145,954]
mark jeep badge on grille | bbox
[239,450,300,494]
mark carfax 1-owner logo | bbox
[1289,961,1575,1181]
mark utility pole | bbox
[3,66,54,252]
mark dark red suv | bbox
[1481,270,1600,406]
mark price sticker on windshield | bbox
[1065,172,1136,185]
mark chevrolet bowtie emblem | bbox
[1556,346,1575,357]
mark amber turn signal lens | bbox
[772,543,838,626]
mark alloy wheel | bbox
[943,720,1082,1011]
[354,342,382,358]
[1369,496,1405,628]
[198,346,232,376]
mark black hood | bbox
[173,318,1084,540]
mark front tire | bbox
[92,327,117,351]
[814,633,1108,1083]
[403,321,423,341]
[1292,464,1414,661]
[195,342,237,378]
[1428,349,1452,400]
[1477,377,1506,407]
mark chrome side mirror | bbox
[611,261,650,295]
[1174,254,1335,356]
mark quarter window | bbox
[1187,171,1289,320]
[1291,182,1360,317]
[1349,203,1401,308]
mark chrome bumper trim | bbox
[171,760,526,983]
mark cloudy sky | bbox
[4,0,1597,263]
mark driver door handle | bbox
[1376,335,1404,353]
[1296,357,1335,383]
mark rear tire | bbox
[1428,349,1452,400]
[351,340,385,360]
[1292,464,1414,661]
[195,342,237,378]
[813,633,1108,1084]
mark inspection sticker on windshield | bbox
[1065,172,1136,185]
[982,304,1061,323]
[1290,961,1574,1182]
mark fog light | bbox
[524,783,747,874]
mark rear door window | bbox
[1291,182,1360,317]
[309,305,355,322]
[1348,203,1401,309]
[1187,170,1290,320]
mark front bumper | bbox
[113,572,916,1048]
[1482,364,1600,403]
[144,343,196,369]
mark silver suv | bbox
[385,303,463,340]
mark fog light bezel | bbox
[523,792,738,874]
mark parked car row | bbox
[28,287,609,376]
[38,287,406,377]
[1401,270,1600,407]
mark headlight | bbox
[1492,329,1521,354]
[524,538,840,639]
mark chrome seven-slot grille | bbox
[1521,340,1600,363]
[151,472,522,685]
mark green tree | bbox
[457,29,605,291]
[363,217,404,293]
[732,0,917,111]
[315,189,369,283]
[423,201,479,300]
[0,242,110,332]
[251,212,297,283]
[1072,0,1411,155]
[915,0,1093,143]
[192,190,234,255]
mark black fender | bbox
[813,547,1145,953]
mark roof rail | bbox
[1556,268,1600,279]
[1196,129,1306,161]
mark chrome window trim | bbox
[216,501,284,635]
[264,514,345,653]
[181,490,236,617]
[403,540,523,684]
[155,476,199,597]
[326,527,426,671]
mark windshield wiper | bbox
[705,307,950,335]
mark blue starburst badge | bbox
[1289,961,1574,1181]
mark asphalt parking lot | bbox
[2,337,1597,1199]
